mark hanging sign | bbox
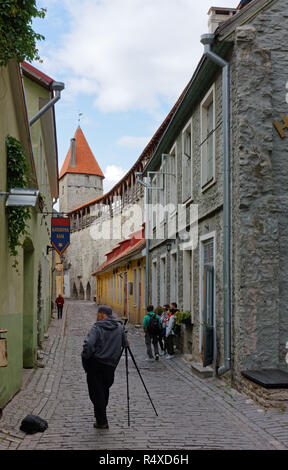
[51,217,70,255]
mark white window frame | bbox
[200,84,216,191]
[168,143,177,213]
[160,254,167,306]
[151,174,157,230]
[182,118,193,203]
[142,266,146,309]
[151,258,158,307]
[170,249,178,305]
[183,249,193,318]
[199,231,216,353]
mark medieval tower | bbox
[58,126,106,300]
[59,126,104,214]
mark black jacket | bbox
[81,318,127,370]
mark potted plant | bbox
[175,311,192,326]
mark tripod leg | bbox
[127,345,158,417]
[125,346,130,427]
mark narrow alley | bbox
[0,300,288,451]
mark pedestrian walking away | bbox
[81,305,127,429]
[55,294,64,319]
[143,305,161,361]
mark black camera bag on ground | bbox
[20,414,48,434]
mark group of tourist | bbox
[142,302,179,361]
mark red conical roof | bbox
[59,126,104,180]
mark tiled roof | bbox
[21,61,54,89]
[59,126,104,180]
[92,227,145,275]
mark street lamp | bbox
[166,240,172,252]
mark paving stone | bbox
[0,300,287,450]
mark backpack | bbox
[147,314,160,336]
[20,414,48,434]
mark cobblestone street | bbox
[1,300,288,451]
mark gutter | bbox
[200,34,231,376]
[29,81,65,126]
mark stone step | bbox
[191,361,213,378]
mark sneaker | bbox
[155,354,159,361]
[165,354,174,359]
[145,357,154,362]
[94,422,109,429]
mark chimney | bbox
[208,7,237,34]
[70,138,76,167]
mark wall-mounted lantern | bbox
[0,188,40,207]
[166,240,172,252]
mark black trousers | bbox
[86,361,115,425]
[57,306,63,319]
[166,335,174,355]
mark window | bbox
[151,259,158,307]
[183,249,193,316]
[199,233,216,358]
[168,144,177,209]
[133,268,137,306]
[160,255,166,305]
[170,251,178,304]
[151,175,157,230]
[182,120,192,202]
[201,85,215,189]
[120,274,123,305]
[142,266,146,309]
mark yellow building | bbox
[55,252,64,297]
[93,226,146,325]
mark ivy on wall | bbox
[6,136,31,268]
[0,0,46,66]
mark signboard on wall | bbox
[51,217,70,255]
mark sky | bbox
[31,0,237,195]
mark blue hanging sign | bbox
[51,217,70,255]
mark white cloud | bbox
[117,136,150,149]
[103,164,128,193]
[41,0,237,115]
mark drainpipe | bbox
[136,172,150,308]
[200,33,231,376]
[30,81,65,126]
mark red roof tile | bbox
[59,126,104,180]
[92,228,145,275]
[21,61,54,89]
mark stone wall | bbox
[232,1,288,391]
[59,172,103,214]
[62,187,145,300]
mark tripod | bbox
[119,342,158,427]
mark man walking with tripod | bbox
[81,305,127,429]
